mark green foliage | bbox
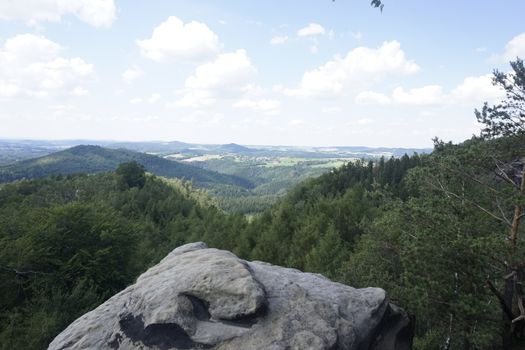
[244,155,420,274]
[476,58,525,139]
[304,225,348,279]
[333,0,384,11]
[191,156,329,214]
[370,0,384,11]
[0,172,239,348]
[344,135,525,348]
[116,161,146,188]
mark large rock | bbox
[48,242,413,350]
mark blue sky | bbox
[1,0,524,147]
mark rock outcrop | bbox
[48,242,413,350]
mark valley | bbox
[0,139,429,213]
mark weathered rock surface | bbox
[48,242,413,350]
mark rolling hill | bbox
[0,145,253,188]
[217,143,256,153]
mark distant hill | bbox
[329,146,430,157]
[218,143,256,153]
[107,140,192,154]
[0,145,253,188]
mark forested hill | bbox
[0,145,252,189]
[217,143,256,153]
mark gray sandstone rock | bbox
[48,242,412,350]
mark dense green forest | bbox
[0,166,248,349]
[1,59,525,349]
[0,143,518,349]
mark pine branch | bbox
[432,180,511,227]
[0,264,52,276]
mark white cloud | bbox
[185,50,256,90]
[0,34,93,98]
[392,85,444,105]
[137,16,220,63]
[0,82,20,97]
[2,32,61,63]
[242,84,265,96]
[132,115,160,123]
[322,106,342,114]
[357,118,373,125]
[148,93,161,104]
[297,23,326,37]
[233,98,280,115]
[210,113,223,124]
[381,74,504,107]
[450,74,505,105]
[0,0,116,27]
[178,115,197,123]
[355,91,390,105]
[270,35,288,45]
[130,97,142,104]
[289,119,305,126]
[176,49,256,107]
[122,66,143,84]
[49,104,74,113]
[285,40,419,97]
[173,89,215,108]
[501,32,525,61]
[71,86,89,96]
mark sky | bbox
[0,0,524,148]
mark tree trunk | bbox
[502,166,525,348]
[502,270,515,349]
[510,164,525,246]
